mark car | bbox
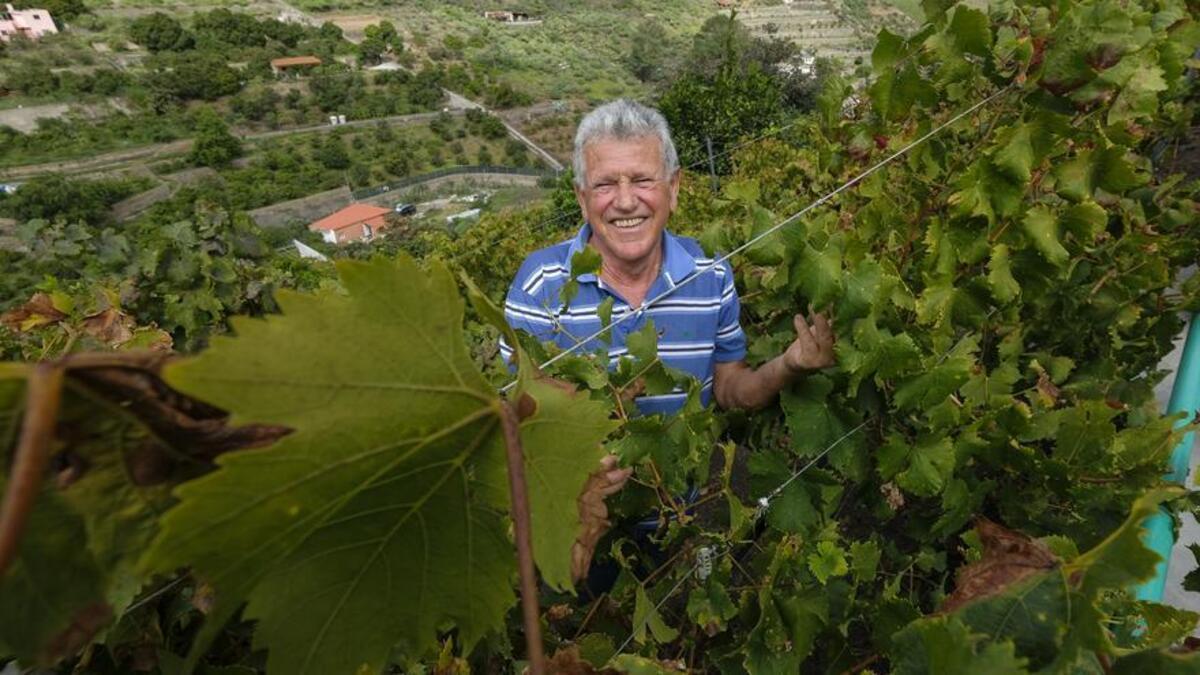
[394,203,417,216]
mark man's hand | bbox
[714,308,837,411]
[782,309,836,374]
[571,455,632,583]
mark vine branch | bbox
[498,399,546,675]
[0,362,65,577]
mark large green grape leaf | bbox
[878,433,956,496]
[142,257,613,674]
[892,356,972,411]
[891,616,1028,675]
[1066,487,1179,597]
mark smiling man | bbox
[501,99,835,581]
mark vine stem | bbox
[498,400,546,675]
[0,362,65,577]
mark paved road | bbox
[443,89,565,171]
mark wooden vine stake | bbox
[499,400,546,675]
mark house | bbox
[483,10,534,22]
[270,55,322,77]
[0,4,57,41]
[309,203,392,245]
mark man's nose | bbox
[614,179,637,211]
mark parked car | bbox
[394,203,417,216]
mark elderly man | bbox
[502,99,835,581]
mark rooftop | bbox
[309,203,391,232]
[270,56,323,68]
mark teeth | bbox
[612,217,645,228]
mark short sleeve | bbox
[500,264,557,364]
[713,260,746,363]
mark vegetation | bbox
[1,0,1199,673]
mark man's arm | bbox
[713,312,835,411]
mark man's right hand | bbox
[571,455,632,583]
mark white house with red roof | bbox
[0,4,57,41]
[309,203,391,245]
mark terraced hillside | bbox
[741,0,918,68]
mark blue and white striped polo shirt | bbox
[502,223,747,415]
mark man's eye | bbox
[634,178,654,185]
[594,183,615,191]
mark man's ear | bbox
[668,169,681,212]
[573,182,588,221]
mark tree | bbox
[189,107,242,168]
[308,67,358,112]
[317,21,343,42]
[657,65,784,174]
[192,8,266,47]
[627,21,672,82]
[128,12,194,52]
[315,134,350,170]
[0,174,140,226]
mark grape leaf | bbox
[1022,206,1069,266]
[1066,487,1180,597]
[948,5,992,57]
[878,434,956,497]
[633,585,679,645]
[1108,64,1167,125]
[872,28,906,71]
[808,541,849,584]
[0,479,109,666]
[781,375,844,457]
[851,540,882,584]
[792,242,843,308]
[891,616,1028,675]
[987,244,1021,303]
[744,590,827,673]
[992,123,1039,183]
[1112,650,1200,674]
[893,356,972,411]
[142,257,612,674]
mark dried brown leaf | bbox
[1,292,67,332]
[940,518,1059,613]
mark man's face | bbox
[574,136,680,270]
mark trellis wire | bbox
[471,102,850,274]
[501,85,1011,394]
[608,418,871,660]
[605,313,1001,659]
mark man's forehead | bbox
[582,136,664,171]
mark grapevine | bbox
[2,0,1200,672]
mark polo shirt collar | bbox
[569,223,697,289]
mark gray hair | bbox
[572,99,680,188]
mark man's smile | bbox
[609,216,648,229]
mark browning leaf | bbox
[0,293,67,332]
[940,519,1059,613]
[62,351,291,464]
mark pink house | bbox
[0,4,58,41]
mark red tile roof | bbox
[271,56,322,68]
[309,203,391,231]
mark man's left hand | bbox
[782,309,835,374]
